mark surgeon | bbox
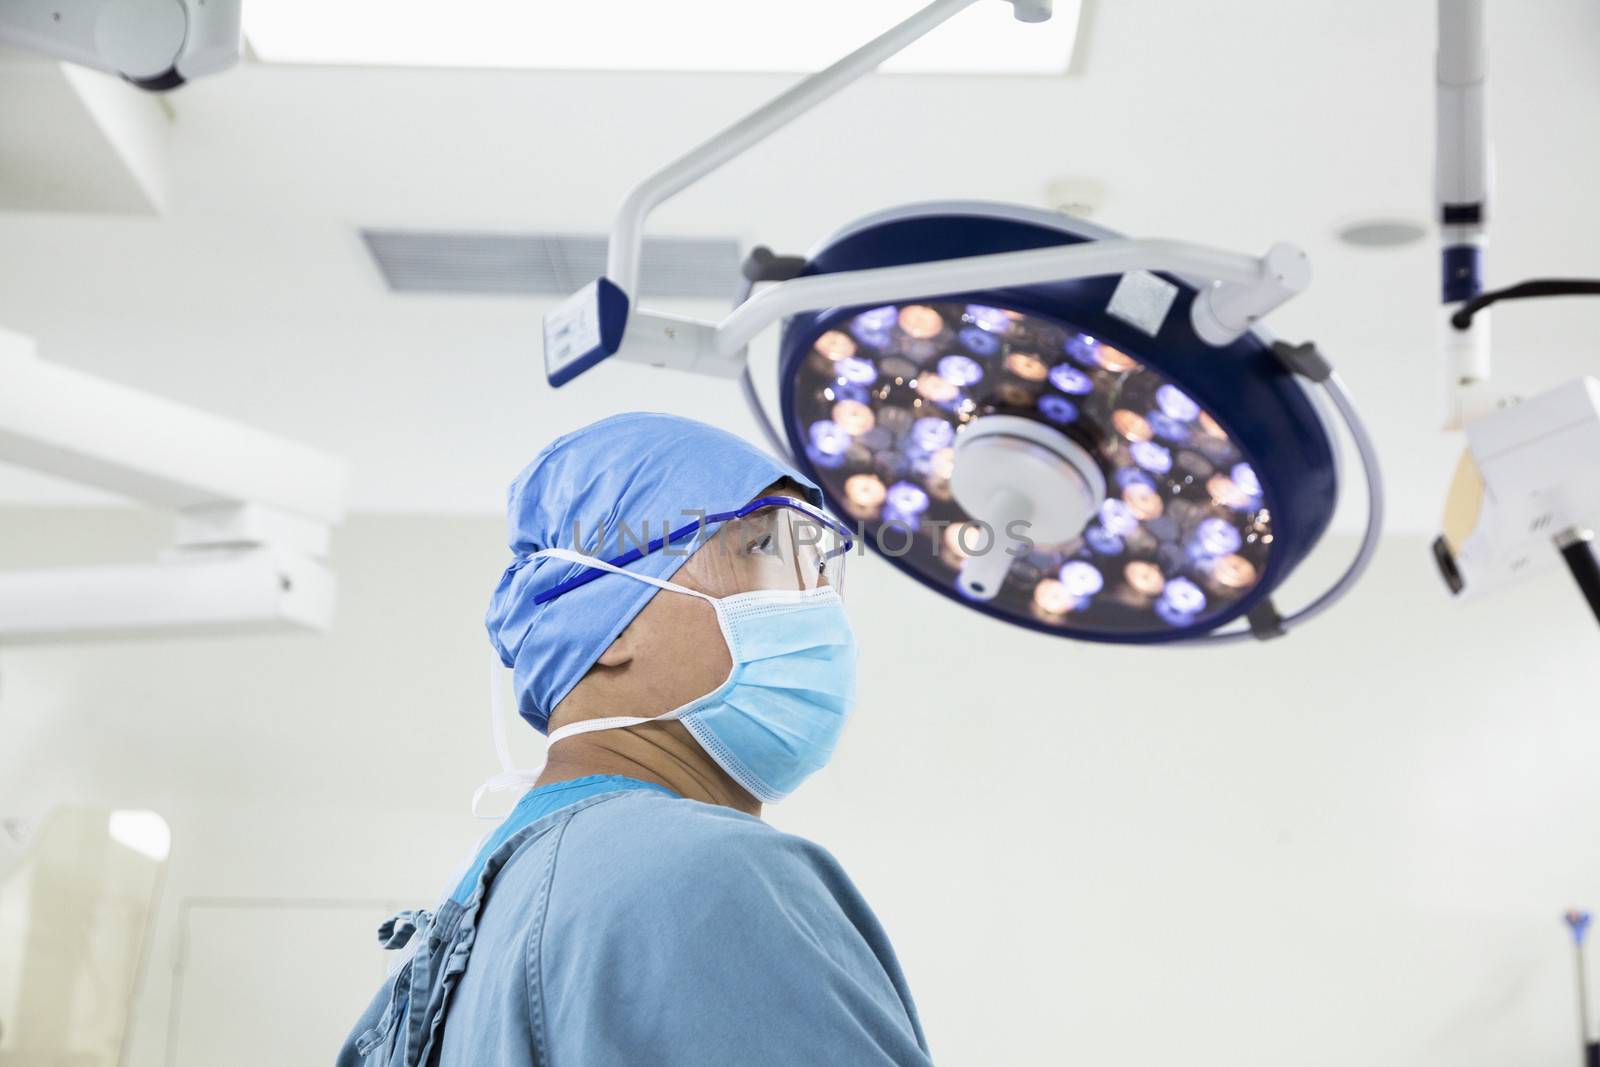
[336,412,932,1067]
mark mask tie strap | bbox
[472,649,544,819]
[544,707,691,747]
[533,545,749,676]
[530,547,723,746]
[529,547,715,603]
[490,648,518,774]
[473,548,713,818]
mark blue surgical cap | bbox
[486,412,819,734]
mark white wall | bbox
[3,508,1599,1066]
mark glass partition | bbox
[0,807,170,1066]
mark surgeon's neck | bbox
[537,722,762,817]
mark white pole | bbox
[1437,0,1493,426]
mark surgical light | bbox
[542,0,1384,646]
[769,206,1374,642]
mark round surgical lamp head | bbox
[777,202,1340,643]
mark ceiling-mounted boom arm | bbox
[1436,0,1490,298]
[0,328,348,642]
[604,0,1050,301]
[544,0,1309,389]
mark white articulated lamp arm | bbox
[542,0,1310,387]
[546,0,1056,387]
[605,0,997,301]
[574,234,1308,381]
[715,237,1308,357]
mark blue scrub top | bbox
[336,777,931,1067]
[448,775,674,904]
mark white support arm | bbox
[561,0,1304,384]
[0,336,347,641]
[604,236,1308,375]
[551,0,1068,386]
[0,351,346,523]
[714,237,1307,357]
[606,0,1048,299]
[618,309,743,378]
[0,549,335,644]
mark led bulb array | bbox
[794,301,1273,635]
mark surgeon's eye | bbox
[744,533,776,556]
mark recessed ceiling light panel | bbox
[247,0,1081,75]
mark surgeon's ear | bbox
[595,634,635,668]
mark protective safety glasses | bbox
[532,495,854,606]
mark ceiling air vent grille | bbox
[361,229,743,300]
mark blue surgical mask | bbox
[531,548,857,803]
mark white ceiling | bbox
[1,0,1598,535]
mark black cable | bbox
[733,248,803,463]
[740,361,793,460]
[1558,531,1600,629]
[1449,278,1600,329]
